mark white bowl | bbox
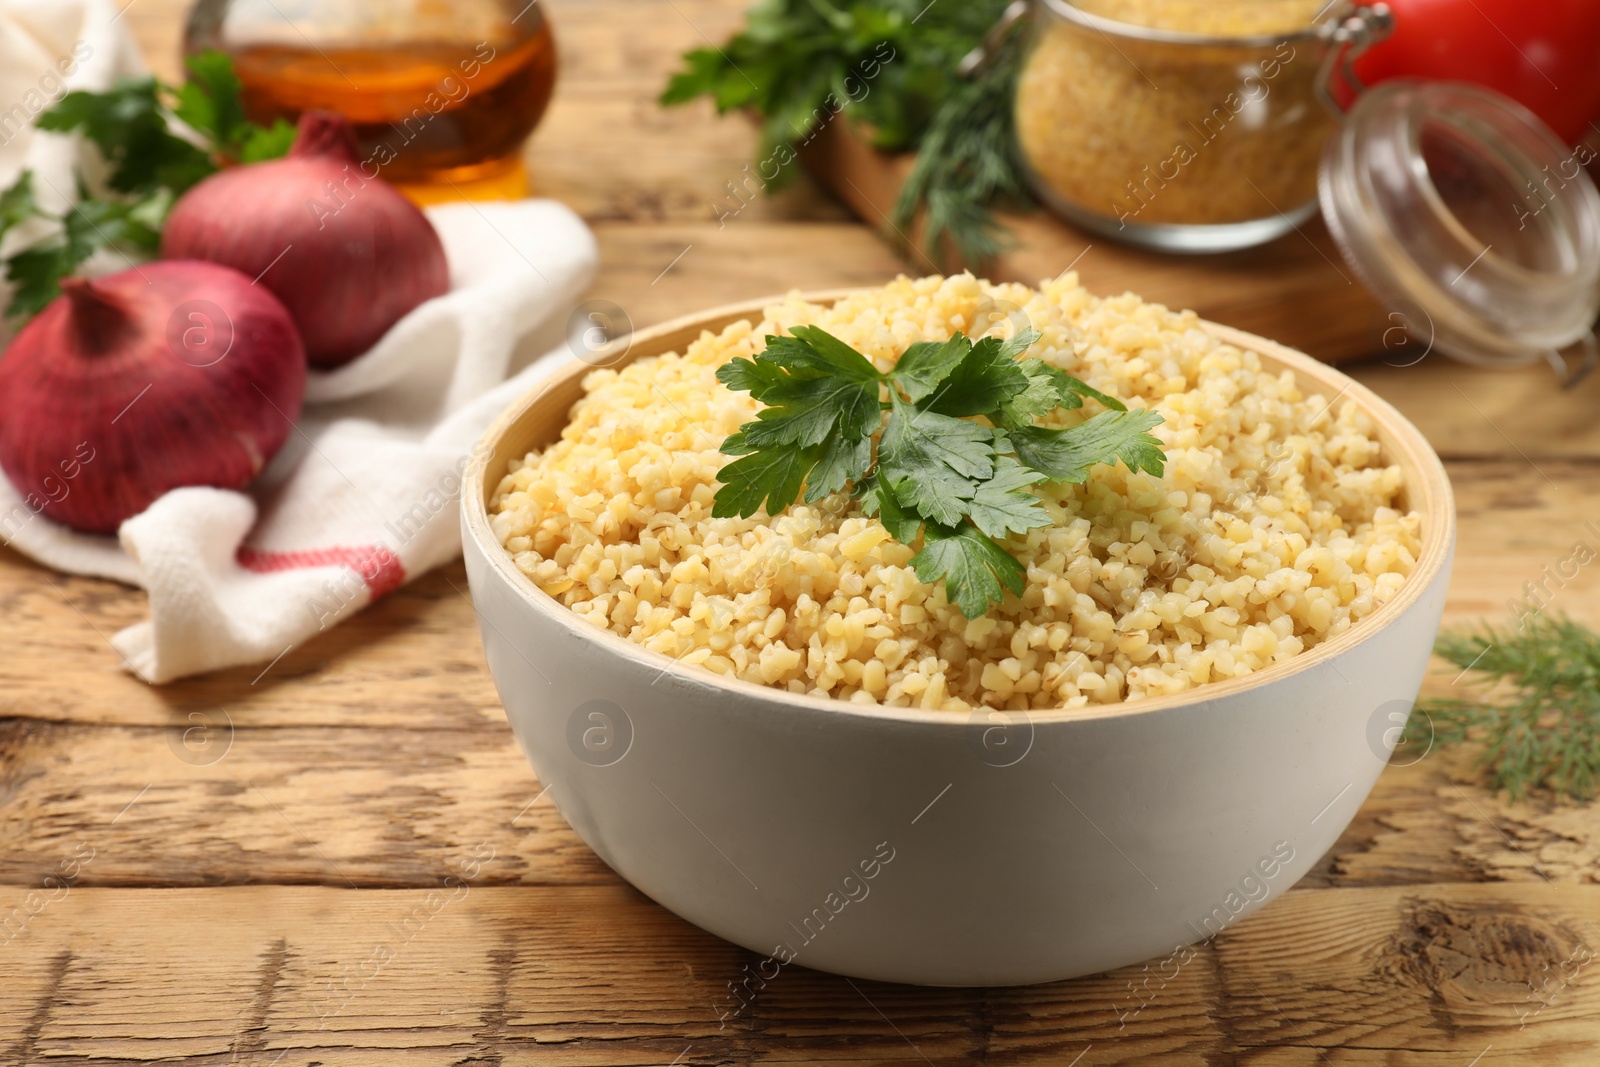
[461,293,1455,986]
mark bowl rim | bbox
[462,287,1455,727]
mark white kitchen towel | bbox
[0,0,599,682]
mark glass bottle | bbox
[184,0,558,203]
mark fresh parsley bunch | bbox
[713,325,1166,617]
[659,0,1029,268]
[0,51,295,319]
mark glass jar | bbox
[1322,79,1600,377]
[184,0,558,203]
[1012,0,1370,252]
[996,0,1600,376]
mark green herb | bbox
[1413,614,1600,801]
[0,50,294,319]
[171,50,297,165]
[713,326,1165,617]
[889,18,1031,268]
[659,0,1026,269]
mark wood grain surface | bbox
[3,884,1597,1064]
[2,0,1599,1064]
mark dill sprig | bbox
[1414,614,1600,801]
[889,14,1032,269]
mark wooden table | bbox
[4,2,1600,1063]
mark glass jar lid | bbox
[1320,78,1600,377]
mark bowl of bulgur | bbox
[461,273,1454,986]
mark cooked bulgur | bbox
[489,274,1421,711]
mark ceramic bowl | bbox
[461,292,1455,986]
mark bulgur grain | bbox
[489,273,1421,711]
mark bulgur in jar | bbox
[1014,0,1353,251]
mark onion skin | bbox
[0,261,306,534]
[161,110,451,368]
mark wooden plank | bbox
[1313,746,1600,890]
[0,885,1596,1063]
[590,221,912,330]
[1431,459,1600,625]
[0,716,615,888]
[1217,889,1600,1054]
[0,679,1596,894]
[1347,360,1600,461]
[1308,738,1600,888]
[0,558,505,730]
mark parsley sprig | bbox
[659,0,1028,270]
[0,51,294,320]
[1414,615,1600,801]
[713,326,1166,617]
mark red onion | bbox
[0,261,306,534]
[161,110,451,368]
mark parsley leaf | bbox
[808,434,873,503]
[0,172,40,235]
[38,79,215,197]
[996,358,1125,428]
[963,456,1051,539]
[237,120,297,163]
[1009,410,1167,485]
[5,243,81,318]
[716,353,792,397]
[923,333,1033,419]
[996,359,1072,428]
[878,393,996,527]
[713,326,884,517]
[891,335,970,402]
[782,325,884,380]
[66,195,165,254]
[714,322,1168,617]
[2,51,294,323]
[1037,363,1127,412]
[722,327,881,447]
[912,522,1027,619]
[174,52,295,165]
[859,474,924,544]
[712,441,826,520]
[173,50,249,156]
[733,372,880,450]
[0,186,171,318]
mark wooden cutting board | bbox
[797,117,1394,363]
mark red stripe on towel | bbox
[236,544,406,598]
